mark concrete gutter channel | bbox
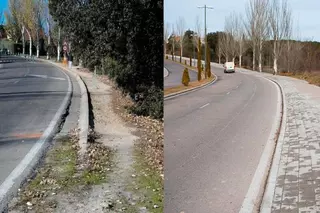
[0,56,89,213]
[238,69,286,213]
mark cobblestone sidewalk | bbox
[259,74,320,213]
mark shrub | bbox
[207,47,212,78]
[189,57,192,67]
[166,55,168,59]
[185,60,187,65]
[130,85,163,119]
[182,68,190,86]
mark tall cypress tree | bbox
[197,37,202,81]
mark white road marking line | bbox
[27,74,65,81]
[236,86,239,88]
[200,103,210,109]
[227,92,230,95]
[13,80,20,84]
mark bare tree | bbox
[234,13,247,67]
[245,0,258,70]
[216,32,222,64]
[194,16,202,66]
[171,25,176,61]
[176,17,186,63]
[256,0,270,72]
[269,0,292,74]
[245,0,269,71]
[195,16,202,39]
[224,13,237,62]
[220,32,230,62]
[164,22,170,56]
[287,23,302,73]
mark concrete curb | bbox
[259,79,287,213]
[36,58,89,156]
[0,56,72,213]
[164,73,218,101]
[164,67,169,78]
[238,75,284,213]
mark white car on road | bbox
[224,62,235,73]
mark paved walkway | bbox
[239,69,320,212]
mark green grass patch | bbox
[125,147,163,213]
[13,135,114,212]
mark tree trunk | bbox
[273,40,277,75]
[30,39,32,57]
[180,44,182,63]
[36,29,39,58]
[172,41,175,61]
[259,51,262,72]
[22,35,25,55]
[258,41,262,72]
[239,55,242,68]
[164,40,166,58]
[287,40,290,72]
[253,47,256,71]
[218,55,221,64]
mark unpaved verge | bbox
[76,68,164,212]
[107,80,164,213]
[56,66,163,212]
[8,129,114,213]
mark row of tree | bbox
[3,0,57,57]
[2,0,163,119]
[49,0,163,119]
[165,0,320,74]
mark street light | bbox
[191,32,196,67]
[198,5,213,77]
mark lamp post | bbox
[198,5,213,76]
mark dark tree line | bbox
[49,0,163,119]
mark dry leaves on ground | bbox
[96,75,164,175]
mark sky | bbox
[164,0,320,42]
[0,0,8,24]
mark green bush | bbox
[49,0,163,119]
[130,85,163,119]
[165,55,168,59]
[182,68,190,86]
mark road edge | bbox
[0,58,73,213]
[239,77,284,213]
[37,59,89,156]
[164,73,218,101]
[164,67,169,78]
[259,79,287,213]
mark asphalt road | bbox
[0,56,71,185]
[164,59,198,88]
[164,65,279,212]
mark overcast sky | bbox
[164,0,320,41]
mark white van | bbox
[224,62,235,73]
